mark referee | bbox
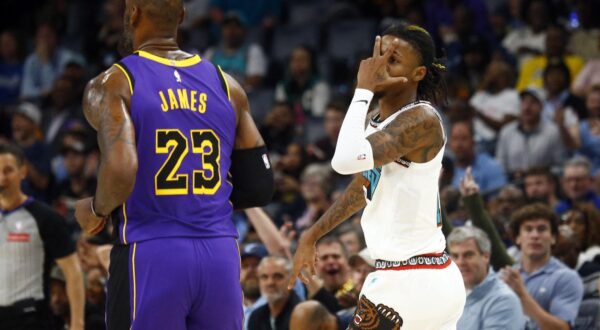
[0,143,84,330]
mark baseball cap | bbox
[15,102,42,126]
[222,11,247,27]
[241,242,268,259]
[348,248,376,268]
[520,87,547,104]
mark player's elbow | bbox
[331,154,358,175]
[229,146,275,209]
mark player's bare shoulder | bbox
[83,66,132,130]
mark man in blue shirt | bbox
[450,120,507,196]
[502,203,583,330]
[556,156,600,214]
[448,226,525,330]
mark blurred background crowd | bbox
[3,0,600,329]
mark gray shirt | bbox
[496,120,566,174]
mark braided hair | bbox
[383,23,447,104]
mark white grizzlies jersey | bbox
[361,101,446,261]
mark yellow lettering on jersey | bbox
[177,89,190,110]
[190,90,197,111]
[198,93,207,113]
[168,88,179,110]
[159,91,169,112]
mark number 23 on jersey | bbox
[154,129,221,196]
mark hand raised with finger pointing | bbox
[357,35,408,92]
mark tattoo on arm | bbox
[367,106,443,166]
[311,175,367,239]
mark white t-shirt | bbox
[502,27,546,66]
[469,89,520,141]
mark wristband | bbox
[91,197,108,218]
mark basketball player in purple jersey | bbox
[74,1,274,329]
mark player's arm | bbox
[331,93,443,174]
[56,253,85,330]
[76,67,138,234]
[224,72,274,208]
[289,174,366,287]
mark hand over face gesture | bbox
[356,36,408,92]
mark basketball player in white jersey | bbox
[289,23,466,329]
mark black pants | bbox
[0,299,49,330]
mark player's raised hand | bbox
[288,232,318,289]
[356,35,408,92]
[459,167,480,196]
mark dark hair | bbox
[524,166,555,182]
[510,203,559,239]
[383,23,447,104]
[568,203,600,251]
[543,60,571,82]
[325,100,348,114]
[450,119,475,138]
[316,235,348,258]
[0,143,26,166]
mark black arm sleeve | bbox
[229,146,275,209]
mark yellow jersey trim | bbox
[113,63,133,94]
[131,243,138,320]
[136,50,201,67]
[217,65,231,101]
[122,203,128,244]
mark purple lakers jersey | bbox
[112,51,237,244]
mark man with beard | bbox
[248,256,300,330]
[73,0,274,329]
[523,167,559,208]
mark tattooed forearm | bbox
[367,106,443,165]
[84,67,138,215]
[306,175,367,241]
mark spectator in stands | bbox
[0,143,84,329]
[542,61,584,151]
[560,203,600,277]
[556,157,600,214]
[337,224,365,256]
[42,75,83,150]
[259,101,295,155]
[516,24,584,91]
[52,138,95,232]
[568,0,600,61]
[501,203,583,330]
[295,164,333,231]
[248,256,300,330]
[289,301,340,330]
[448,226,525,330]
[20,23,84,101]
[204,12,267,91]
[0,30,24,107]
[241,243,269,328]
[502,0,550,64]
[577,85,600,173]
[572,60,600,98]
[523,167,559,208]
[491,184,526,252]
[84,267,106,330]
[11,102,52,200]
[314,236,353,311]
[496,87,566,177]
[275,45,330,122]
[469,60,519,155]
[209,0,281,30]
[307,102,345,163]
[449,120,507,196]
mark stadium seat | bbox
[270,24,320,63]
[574,299,600,330]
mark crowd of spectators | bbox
[3,0,600,329]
